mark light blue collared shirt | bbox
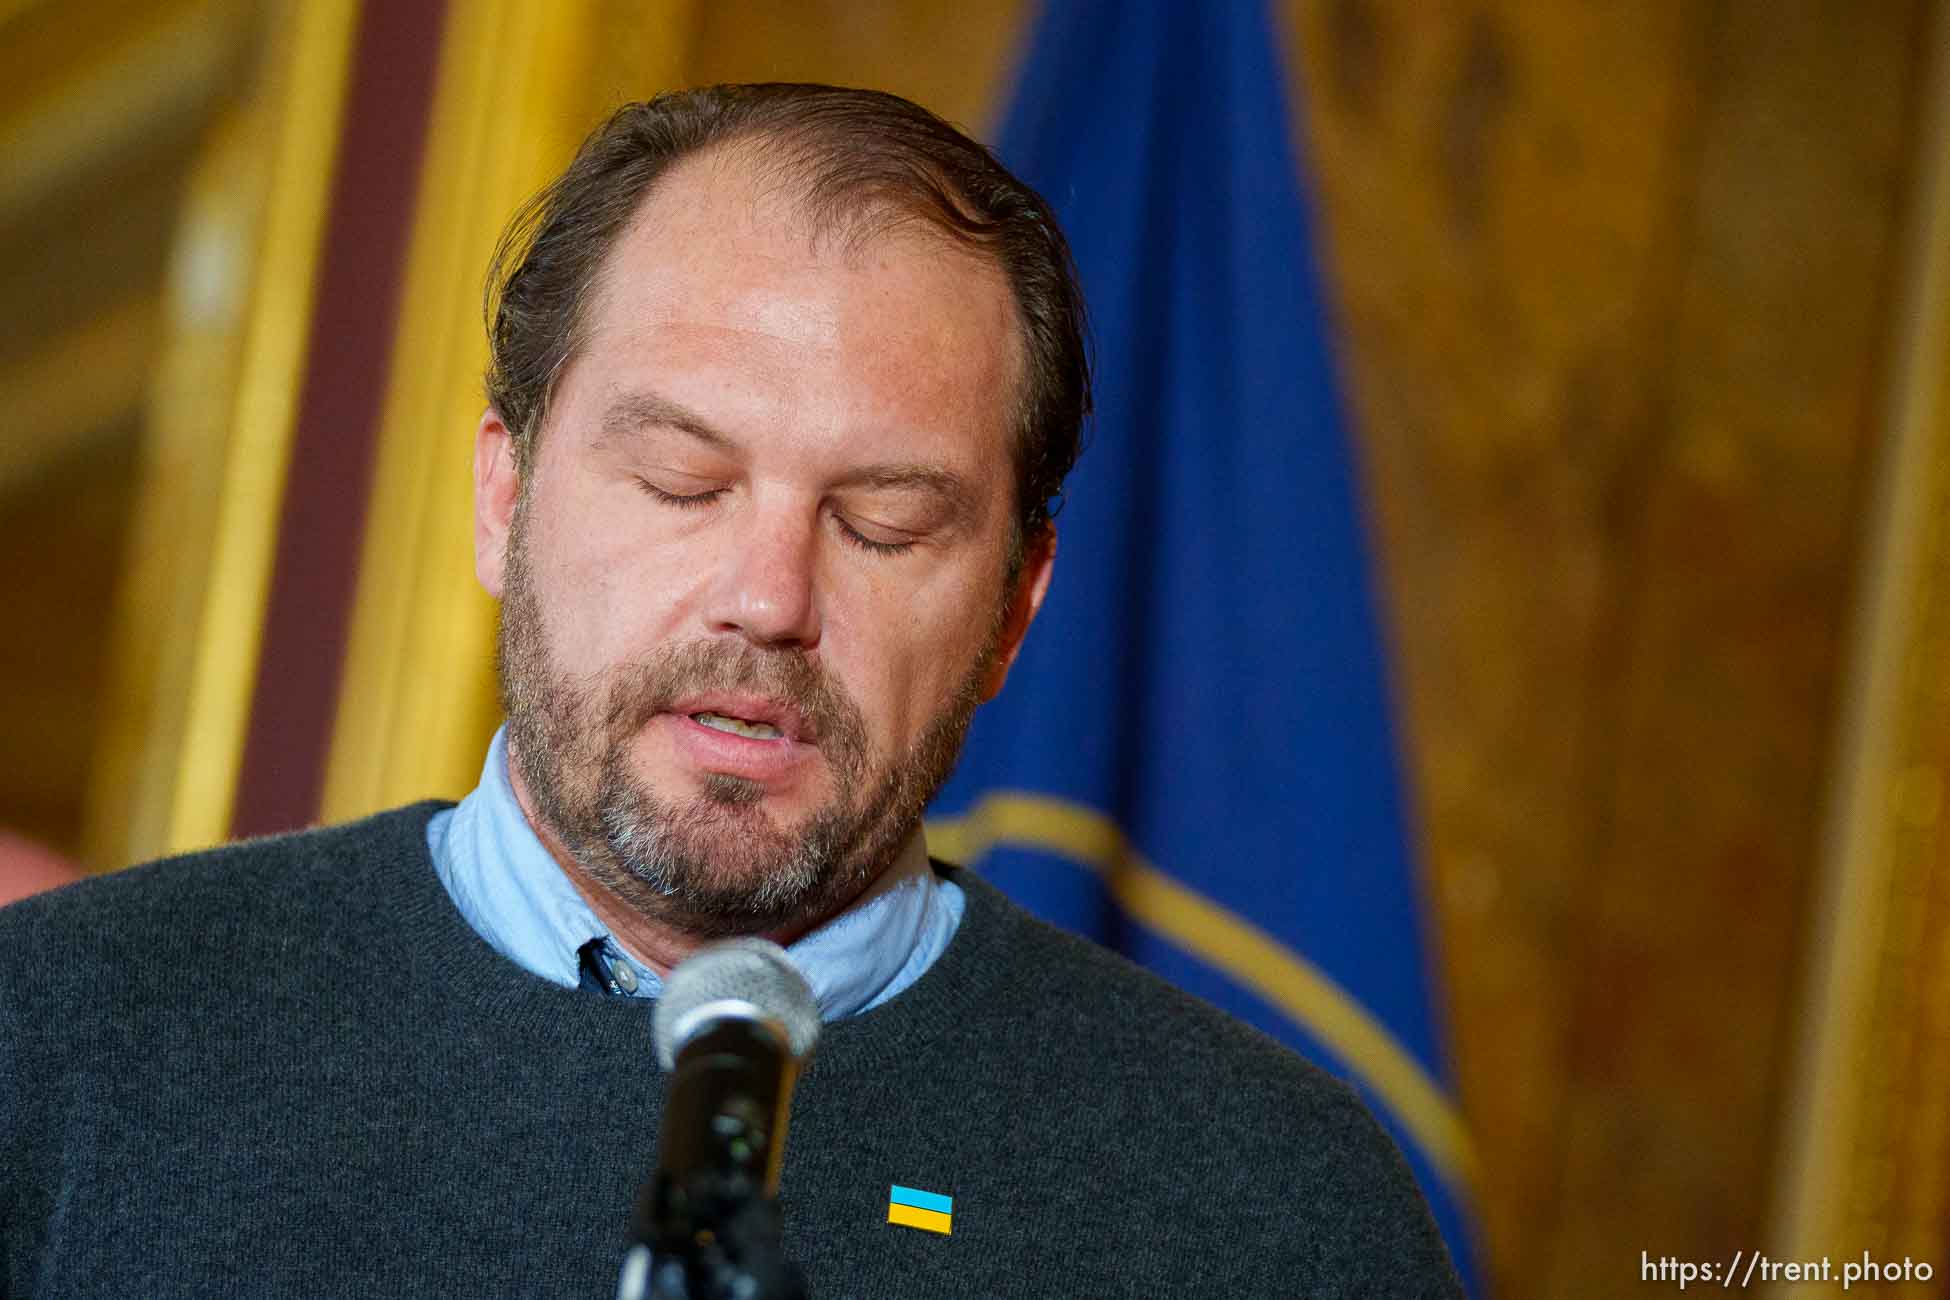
[426,727,962,1017]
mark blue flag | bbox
[926,0,1478,1283]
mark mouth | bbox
[691,711,784,741]
[659,696,820,787]
[669,694,814,746]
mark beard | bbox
[496,504,998,937]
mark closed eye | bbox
[636,478,725,509]
[835,515,916,556]
[636,476,916,555]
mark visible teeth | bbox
[693,712,784,740]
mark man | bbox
[0,833,77,909]
[1,85,1461,1297]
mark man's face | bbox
[474,148,1054,936]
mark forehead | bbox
[565,146,1024,468]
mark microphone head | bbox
[653,937,820,1071]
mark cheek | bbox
[525,496,702,669]
[826,564,1002,740]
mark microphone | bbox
[617,938,820,1300]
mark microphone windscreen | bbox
[653,938,820,1070]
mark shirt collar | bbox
[433,726,944,1019]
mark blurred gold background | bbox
[4,1,1948,1295]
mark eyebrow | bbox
[830,463,978,517]
[594,389,983,526]
[595,390,736,452]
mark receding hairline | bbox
[585,131,1029,305]
[550,134,1035,464]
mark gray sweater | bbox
[1,803,1461,1297]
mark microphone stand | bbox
[616,1019,808,1300]
[623,1169,805,1300]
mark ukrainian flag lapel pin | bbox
[886,1184,953,1235]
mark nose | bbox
[704,495,823,650]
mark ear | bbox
[474,408,521,598]
[977,524,1057,702]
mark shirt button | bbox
[612,959,639,993]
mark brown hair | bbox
[483,83,1091,540]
